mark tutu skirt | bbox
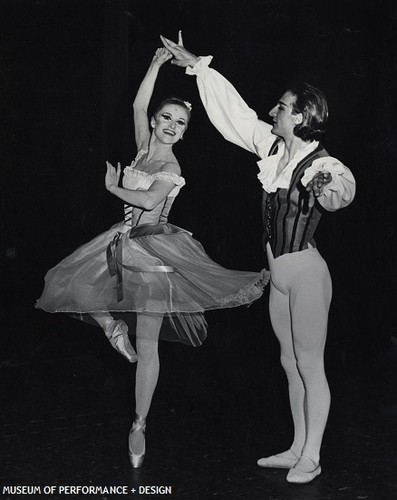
[35,222,269,346]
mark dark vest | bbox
[262,139,328,258]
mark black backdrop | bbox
[1,0,396,375]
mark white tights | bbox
[134,314,163,418]
[92,312,163,455]
[91,312,163,418]
[267,243,332,464]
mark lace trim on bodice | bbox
[123,168,186,187]
[123,149,186,188]
[123,150,186,227]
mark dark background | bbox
[1,0,396,375]
[0,0,396,497]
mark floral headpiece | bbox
[183,101,192,111]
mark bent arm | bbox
[302,158,356,211]
[105,161,180,210]
[318,169,356,211]
[186,57,275,158]
[160,34,275,158]
[108,181,174,211]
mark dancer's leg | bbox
[269,283,306,458]
[90,312,137,363]
[258,249,306,468]
[90,312,112,330]
[287,254,332,483]
[130,313,163,455]
[288,252,332,472]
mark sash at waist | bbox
[128,222,187,239]
[106,223,186,302]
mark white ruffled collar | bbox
[257,141,319,193]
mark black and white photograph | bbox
[0,1,396,498]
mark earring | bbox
[180,135,184,140]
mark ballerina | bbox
[35,45,269,468]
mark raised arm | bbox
[133,48,172,151]
[161,33,275,158]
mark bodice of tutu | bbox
[122,154,185,227]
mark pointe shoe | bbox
[286,455,321,484]
[104,319,137,363]
[128,414,146,468]
[257,449,299,469]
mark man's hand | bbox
[160,31,200,68]
[306,171,332,197]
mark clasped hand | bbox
[105,161,121,192]
[306,171,332,197]
[153,47,173,66]
[160,31,199,68]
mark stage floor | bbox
[1,312,396,500]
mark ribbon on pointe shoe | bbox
[129,415,146,468]
[105,319,137,363]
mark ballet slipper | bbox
[286,455,321,484]
[104,319,137,363]
[257,449,299,469]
